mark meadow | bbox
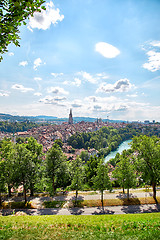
[0,213,160,240]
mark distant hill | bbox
[0,113,125,123]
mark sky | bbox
[0,0,160,122]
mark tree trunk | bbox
[127,187,129,201]
[122,179,125,194]
[152,182,157,204]
[101,190,104,208]
[30,184,34,197]
[52,176,55,195]
[75,189,78,205]
[8,185,12,198]
[24,187,27,204]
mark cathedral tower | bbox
[68,108,73,124]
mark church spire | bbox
[68,108,73,124]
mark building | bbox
[68,109,73,124]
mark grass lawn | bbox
[0,213,160,240]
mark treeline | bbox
[0,121,41,133]
[68,125,141,156]
[0,135,160,206]
[0,137,107,205]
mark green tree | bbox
[79,150,89,163]
[54,139,63,148]
[70,156,84,205]
[113,150,137,200]
[0,138,15,197]
[131,135,160,203]
[85,155,101,187]
[93,159,111,208]
[0,0,46,61]
[14,143,33,203]
[25,137,43,196]
[46,143,65,195]
[0,157,6,206]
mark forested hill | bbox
[0,121,40,133]
[0,113,125,123]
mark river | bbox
[105,139,132,162]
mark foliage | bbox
[43,201,65,208]
[84,155,101,187]
[70,156,84,204]
[0,0,46,61]
[46,143,68,195]
[24,137,43,196]
[1,201,32,209]
[131,135,160,203]
[68,126,141,155]
[93,159,112,207]
[0,138,16,197]
[14,143,35,203]
[79,150,89,163]
[0,157,5,206]
[54,139,63,148]
[0,213,160,239]
[0,121,40,133]
[113,150,137,199]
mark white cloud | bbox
[34,92,42,96]
[0,91,9,97]
[95,42,120,58]
[63,78,81,87]
[39,95,66,105]
[33,58,42,70]
[78,71,97,84]
[34,77,42,81]
[126,94,138,98]
[51,73,64,77]
[28,1,64,31]
[73,78,81,87]
[96,73,109,79]
[151,41,160,47]
[47,86,69,95]
[8,52,14,56]
[96,78,133,93]
[19,61,28,67]
[11,84,34,93]
[71,99,82,108]
[143,50,160,72]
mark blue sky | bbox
[0,0,160,121]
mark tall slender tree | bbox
[93,159,111,208]
[113,150,137,200]
[46,143,65,195]
[0,157,5,206]
[0,139,15,197]
[70,156,84,205]
[25,137,43,196]
[14,143,33,203]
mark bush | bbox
[43,201,65,208]
[1,201,33,209]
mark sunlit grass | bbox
[0,213,160,239]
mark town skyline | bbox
[0,0,160,122]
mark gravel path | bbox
[1,204,160,216]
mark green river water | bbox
[105,139,132,162]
